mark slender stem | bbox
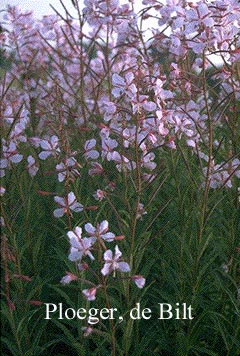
[102,278,116,356]
[198,50,213,245]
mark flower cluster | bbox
[1,0,239,341]
[61,221,145,301]
[1,1,239,191]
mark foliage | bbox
[1,1,240,355]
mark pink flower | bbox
[156,110,169,136]
[1,141,23,168]
[101,137,118,161]
[88,162,104,176]
[53,192,83,218]
[67,226,83,242]
[141,152,156,171]
[84,139,99,160]
[85,220,115,242]
[82,287,97,301]
[78,262,89,271]
[93,189,106,201]
[132,275,146,288]
[29,137,41,147]
[0,217,5,227]
[67,226,95,262]
[112,72,137,99]
[39,135,60,160]
[185,4,214,30]
[68,238,95,262]
[27,155,39,177]
[82,326,93,337]
[9,116,28,143]
[0,186,6,196]
[60,272,78,285]
[129,91,157,114]
[103,101,117,122]
[136,203,147,220]
[101,245,130,276]
[56,157,80,182]
[111,73,126,98]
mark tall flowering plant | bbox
[1,1,239,355]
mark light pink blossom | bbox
[56,157,80,182]
[60,272,78,285]
[82,326,93,337]
[84,139,99,160]
[132,275,146,288]
[101,245,130,276]
[1,141,23,168]
[85,220,115,242]
[27,155,39,177]
[93,189,106,201]
[82,288,97,301]
[67,226,95,262]
[88,162,104,176]
[39,135,60,160]
[0,186,6,196]
[53,192,83,218]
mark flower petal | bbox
[132,275,145,288]
[118,262,130,273]
[39,151,51,160]
[103,249,113,261]
[101,262,112,276]
[54,196,65,206]
[67,231,77,240]
[74,226,82,238]
[99,220,108,234]
[71,202,83,212]
[102,232,115,242]
[112,73,125,87]
[68,192,76,205]
[85,223,96,235]
[69,237,82,249]
[53,208,65,218]
[68,248,83,261]
[114,245,122,260]
[82,288,97,301]
[11,154,23,163]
